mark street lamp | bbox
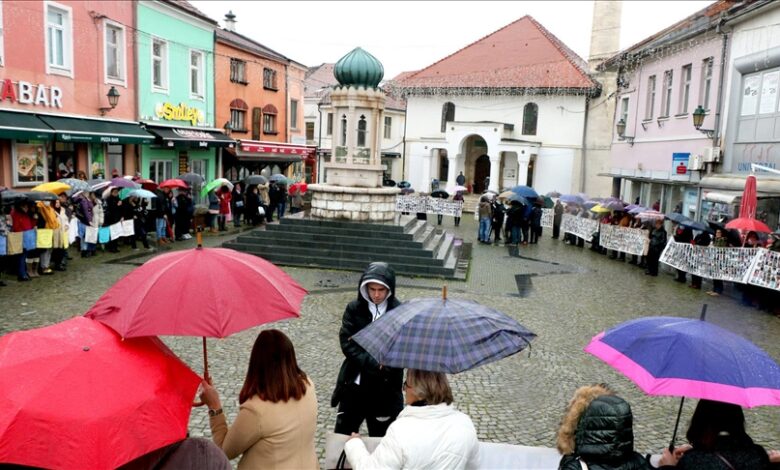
[615,118,634,146]
[99,86,121,115]
[692,105,715,138]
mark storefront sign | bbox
[155,102,204,126]
[240,141,313,156]
[0,79,63,108]
[672,153,689,175]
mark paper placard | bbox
[22,229,36,251]
[36,229,53,249]
[109,222,124,240]
[7,232,22,255]
[122,219,135,237]
[541,208,554,228]
[85,226,98,244]
[98,227,110,244]
[0,235,6,256]
[745,249,780,290]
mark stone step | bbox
[266,223,415,241]
[238,229,425,249]
[279,214,415,233]
[225,241,445,266]
[235,232,433,257]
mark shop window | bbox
[149,160,172,182]
[230,58,247,84]
[104,21,125,84]
[107,144,123,177]
[46,2,72,76]
[263,68,278,90]
[13,141,47,186]
[522,103,538,135]
[89,144,105,179]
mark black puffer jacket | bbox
[331,262,403,415]
[559,396,651,470]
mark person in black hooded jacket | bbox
[331,262,404,437]
[557,384,651,470]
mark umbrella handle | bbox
[669,396,685,452]
[192,336,210,407]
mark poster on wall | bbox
[541,208,553,228]
[741,75,761,116]
[599,224,649,256]
[660,241,758,283]
[395,196,463,216]
[745,249,780,291]
[14,142,46,184]
[561,214,599,240]
[759,71,779,115]
[672,153,690,175]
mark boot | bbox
[28,261,39,278]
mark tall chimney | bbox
[224,10,237,32]
[588,0,622,71]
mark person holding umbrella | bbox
[552,199,564,240]
[175,188,193,240]
[645,218,667,277]
[331,262,404,438]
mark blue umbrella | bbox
[506,193,528,205]
[666,212,692,225]
[352,293,536,373]
[129,188,157,199]
[509,185,539,200]
[268,173,288,183]
[560,194,584,205]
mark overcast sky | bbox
[192,1,714,79]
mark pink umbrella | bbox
[739,175,757,219]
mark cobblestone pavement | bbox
[2,216,779,466]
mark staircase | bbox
[223,214,467,279]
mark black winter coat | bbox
[331,262,404,416]
[559,396,651,470]
[649,226,668,251]
[658,435,770,470]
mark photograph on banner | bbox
[395,196,463,217]
[599,224,648,256]
[745,249,780,291]
[660,241,758,283]
[561,214,599,241]
[541,208,553,228]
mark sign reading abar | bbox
[599,224,648,256]
[395,196,463,217]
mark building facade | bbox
[0,0,152,189]
[398,16,599,195]
[136,0,230,186]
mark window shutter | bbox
[252,107,262,140]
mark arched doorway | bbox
[474,155,490,193]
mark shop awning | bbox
[700,174,780,196]
[0,111,55,140]
[37,115,155,144]
[233,140,316,162]
[145,125,235,148]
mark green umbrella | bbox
[200,178,233,197]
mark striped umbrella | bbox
[352,288,536,373]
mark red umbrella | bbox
[725,217,772,234]
[289,181,308,195]
[739,175,757,219]
[136,178,159,191]
[159,178,189,189]
[0,317,200,470]
[85,244,307,378]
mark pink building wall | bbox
[610,35,723,177]
[0,0,136,120]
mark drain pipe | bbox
[317,102,323,183]
[579,94,591,193]
[401,105,408,182]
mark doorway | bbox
[473,155,490,193]
[48,142,76,181]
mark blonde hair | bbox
[556,384,614,455]
[407,369,453,405]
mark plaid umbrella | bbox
[352,290,536,373]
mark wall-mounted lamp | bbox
[615,119,635,147]
[692,105,715,138]
[99,86,120,116]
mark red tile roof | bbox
[304,63,338,99]
[399,16,597,92]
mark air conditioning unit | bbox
[688,154,704,171]
[702,147,721,163]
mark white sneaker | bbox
[182,234,192,240]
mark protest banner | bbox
[541,209,553,228]
[599,224,648,256]
[395,196,463,217]
[745,249,780,291]
[660,241,758,283]
[561,214,599,241]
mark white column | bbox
[517,153,529,186]
[489,155,500,192]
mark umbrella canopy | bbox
[268,173,288,183]
[0,316,200,469]
[244,174,268,186]
[666,212,692,225]
[0,190,26,205]
[397,180,412,189]
[120,188,157,200]
[509,185,539,199]
[90,180,111,191]
[289,181,308,195]
[726,217,772,234]
[506,193,529,205]
[32,182,70,195]
[628,206,647,215]
[86,247,306,339]
[200,178,234,197]
[540,196,554,208]
[497,191,515,200]
[584,316,780,408]
[601,199,625,211]
[177,172,205,186]
[430,189,449,199]
[57,178,91,195]
[560,194,584,205]
[135,178,158,191]
[109,177,139,189]
[352,295,536,373]
[636,210,665,221]
[445,185,467,193]
[590,204,611,213]
[546,191,561,198]
[739,175,757,219]
[159,178,189,190]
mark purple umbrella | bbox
[109,177,140,189]
[560,194,584,205]
[602,200,625,211]
[352,291,536,374]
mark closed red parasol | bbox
[739,174,757,219]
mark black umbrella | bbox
[397,181,411,189]
[430,190,449,199]
[243,175,267,186]
[26,191,58,202]
[177,173,205,186]
[666,213,692,225]
[1,190,25,205]
[1,191,57,205]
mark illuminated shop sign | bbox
[0,78,63,108]
[155,102,204,126]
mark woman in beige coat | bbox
[200,330,318,469]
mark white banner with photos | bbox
[541,209,554,228]
[561,214,600,240]
[660,241,759,283]
[395,196,463,217]
[744,249,780,291]
[598,224,649,256]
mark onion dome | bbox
[334,47,384,89]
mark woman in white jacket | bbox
[344,369,479,469]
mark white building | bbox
[304,63,406,184]
[396,16,600,195]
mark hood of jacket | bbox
[557,384,614,455]
[357,262,396,305]
[569,395,637,462]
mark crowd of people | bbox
[0,178,306,285]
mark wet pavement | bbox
[2,215,779,464]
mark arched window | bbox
[229,99,248,132]
[340,114,347,146]
[522,103,538,135]
[262,104,278,134]
[357,115,367,147]
[441,102,455,132]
